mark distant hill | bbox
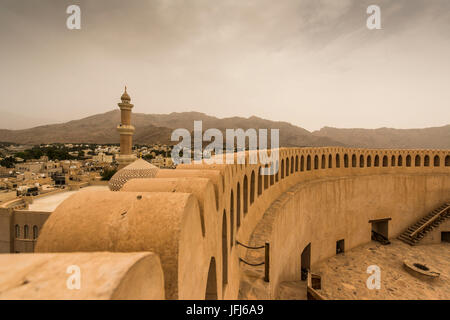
[0,110,342,147]
[0,110,449,149]
[313,126,450,149]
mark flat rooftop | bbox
[27,186,109,212]
[313,240,449,300]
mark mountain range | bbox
[0,110,449,149]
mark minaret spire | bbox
[116,86,136,169]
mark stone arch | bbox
[328,154,332,168]
[391,155,396,167]
[250,171,255,204]
[286,157,290,177]
[269,167,274,186]
[275,160,279,182]
[264,165,269,189]
[359,155,364,168]
[307,155,311,171]
[433,155,440,167]
[335,154,340,168]
[352,154,356,167]
[257,167,262,196]
[406,155,412,167]
[344,154,349,168]
[33,225,38,240]
[230,191,234,248]
[383,155,388,167]
[295,155,299,172]
[301,156,305,171]
[321,154,326,169]
[243,176,248,215]
[236,183,241,229]
[314,155,319,170]
[424,155,430,167]
[446,155,450,166]
[367,155,372,167]
[24,225,29,239]
[374,155,380,167]
[415,155,421,167]
[290,156,294,174]
[205,257,218,300]
[281,159,285,179]
[222,211,228,291]
[398,155,403,166]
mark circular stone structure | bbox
[109,158,159,191]
[403,259,440,281]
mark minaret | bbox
[116,86,136,169]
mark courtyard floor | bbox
[312,240,450,300]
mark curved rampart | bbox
[36,147,450,299]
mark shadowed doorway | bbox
[301,243,311,281]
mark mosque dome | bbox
[108,158,159,191]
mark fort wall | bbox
[34,147,450,299]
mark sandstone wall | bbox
[33,147,450,299]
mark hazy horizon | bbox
[1,0,449,131]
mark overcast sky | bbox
[0,0,449,131]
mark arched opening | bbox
[359,155,364,168]
[205,257,218,300]
[243,176,248,215]
[264,165,269,190]
[352,154,356,167]
[433,155,440,167]
[222,212,228,290]
[290,156,294,174]
[328,154,332,168]
[415,155,421,167]
[301,243,311,281]
[307,155,311,171]
[374,155,380,167]
[15,225,20,238]
[424,155,430,167]
[275,160,279,182]
[321,154,326,169]
[269,167,274,186]
[446,155,450,166]
[391,155,396,167]
[295,156,299,172]
[24,225,29,239]
[314,155,319,170]
[33,226,38,240]
[383,155,388,167]
[344,154,349,168]
[281,160,285,179]
[367,155,372,167]
[230,191,234,248]
[250,171,255,204]
[335,154,340,168]
[398,155,403,166]
[257,167,262,196]
[286,157,289,177]
[236,183,241,229]
[301,156,305,171]
[406,155,412,167]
